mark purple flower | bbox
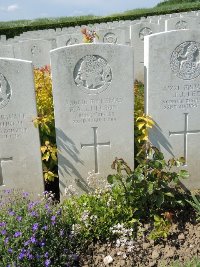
[45,259,51,266]
[42,225,48,230]
[0,222,6,227]
[24,240,30,246]
[30,236,36,244]
[39,240,45,247]
[4,237,9,244]
[45,252,49,258]
[8,248,13,253]
[8,210,15,216]
[45,204,50,210]
[32,223,39,231]
[56,208,62,215]
[1,229,7,235]
[4,189,11,194]
[23,192,29,198]
[18,252,25,260]
[30,211,38,217]
[51,215,56,225]
[27,250,33,260]
[16,216,22,222]
[14,231,22,238]
[28,201,39,210]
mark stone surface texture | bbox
[0,58,44,195]
[144,30,200,189]
[130,22,161,83]
[50,43,134,197]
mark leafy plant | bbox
[33,66,58,182]
[62,187,135,246]
[187,194,200,221]
[148,214,172,240]
[134,81,154,156]
[107,145,188,221]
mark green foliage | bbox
[157,0,200,7]
[187,194,200,221]
[62,188,135,245]
[148,214,171,240]
[33,66,58,182]
[107,146,188,221]
[162,257,200,267]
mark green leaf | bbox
[156,192,164,208]
[165,192,174,198]
[107,175,114,184]
[148,182,154,195]
[178,170,189,179]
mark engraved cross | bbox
[0,157,13,186]
[81,127,110,173]
[169,113,200,165]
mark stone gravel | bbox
[79,209,200,266]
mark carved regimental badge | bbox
[170,41,200,80]
[66,38,78,46]
[74,55,112,95]
[175,20,188,30]
[31,45,41,56]
[103,33,117,44]
[0,73,11,109]
[139,27,152,41]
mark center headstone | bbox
[144,30,200,189]
[50,44,134,197]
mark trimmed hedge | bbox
[1,2,200,38]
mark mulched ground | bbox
[79,208,200,267]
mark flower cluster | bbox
[0,190,78,266]
[81,27,99,43]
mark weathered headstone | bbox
[98,28,127,45]
[131,22,161,82]
[165,16,200,31]
[144,30,200,189]
[56,33,82,48]
[0,58,44,194]
[13,39,52,67]
[50,44,134,197]
[0,45,14,58]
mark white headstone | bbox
[0,58,44,194]
[98,28,126,45]
[131,22,161,82]
[50,44,134,196]
[165,17,200,31]
[13,39,52,67]
[56,33,82,48]
[0,45,14,58]
[144,30,200,189]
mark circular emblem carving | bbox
[139,27,152,41]
[0,73,11,109]
[66,38,78,46]
[175,20,188,30]
[74,55,112,95]
[170,41,200,80]
[103,33,117,44]
[31,45,41,56]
